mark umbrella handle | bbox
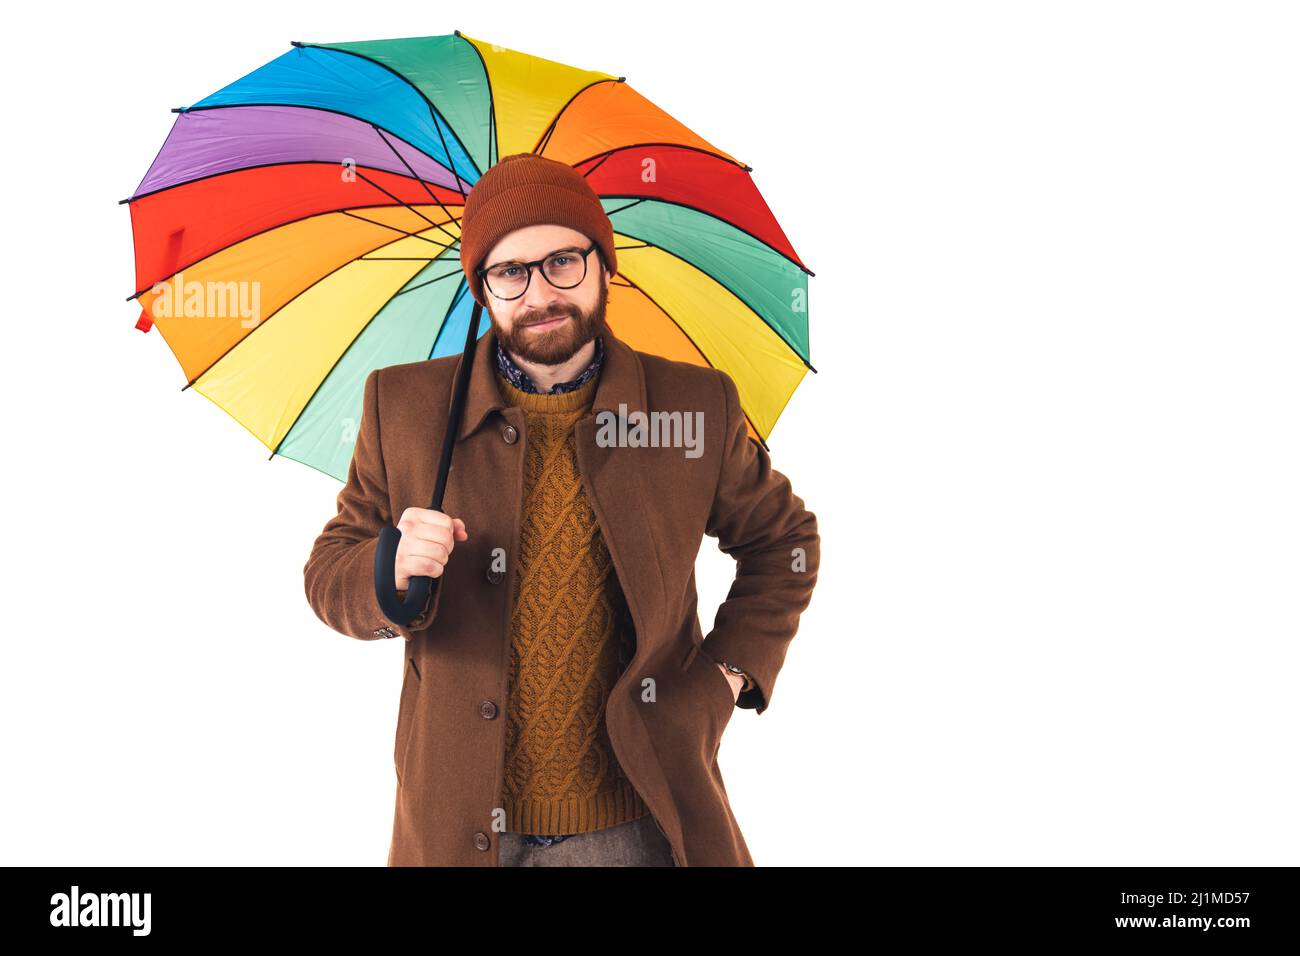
[373,299,485,627]
[375,524,437,624]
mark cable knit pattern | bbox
[495,369,647,834]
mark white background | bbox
[3,1,1297,866]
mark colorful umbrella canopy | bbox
[124,30,815,482]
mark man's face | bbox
[480,224,611,365]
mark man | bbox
[303,153,819,866]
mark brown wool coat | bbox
[303,326,820,866]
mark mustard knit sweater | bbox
[495,371,649,834]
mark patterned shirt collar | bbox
[494,333,604,395]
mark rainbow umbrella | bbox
[123,30,815,487]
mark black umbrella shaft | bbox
[374,299,484,626]
[431,300,484,510]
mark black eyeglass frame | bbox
[475,243,600,300]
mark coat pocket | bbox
[700,653,738,719]
[394,656,421,784]
[681,642,736,729]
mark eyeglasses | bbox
[476,243,599,301]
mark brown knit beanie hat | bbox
[459,153,617,307]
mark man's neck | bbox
[506,337,597,392]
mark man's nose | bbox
[521,273,562,312]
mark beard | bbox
[489,277,608,366]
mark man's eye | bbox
[499,266,522,277]
[551,256,573,266]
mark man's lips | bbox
[524,314,570,331]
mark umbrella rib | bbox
[340,209,460,247]
[605,191,812,277]
[574,142,750,174]
[592,182,813,279]
[452,31,498,170]
[573,147,809,274]
[532,78,626,158]
[427,110,470,202]
[351,167,458,243]
[488,97,498,167]
[578,151,616,180]
[602,198,646,218]
[609,228,814,372]
[372,123,466,226]
[270,257,466,459]
[391,266,470,298]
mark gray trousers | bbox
[496,814,675,867]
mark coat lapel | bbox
[572,330,668,637]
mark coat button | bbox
[485,564,504,585]
[479,700,498,720]
[501,424,518,444]
[474,831,491,851]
